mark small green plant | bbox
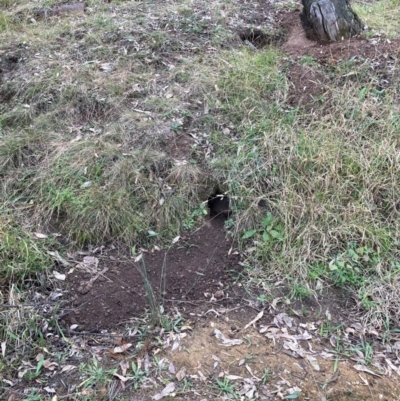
[0,216,54,283]
[257,293,267,305]
[170,122,183,132]
[179,378,194,393]
[133,252,161,325]
[319,320,343,339]
[79,357,117,388]
[183,203,208,230]
[358,288,377,310]
[129,361,148,390]
[290,281,312,300]
[261,368,273,384]
[212,376,237,398]
[0,11,12,32]
[349,340,374,365]
[242,212,284,243]
[178,16,207,34]
[328,243,380,286]
[21,389,43,401]
[23,355,44,380]
[299,55,317,65]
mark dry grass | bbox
[354,0,400,38]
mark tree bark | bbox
[301,0,364,43]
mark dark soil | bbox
[64,215,241,331]
[286,63,328,110]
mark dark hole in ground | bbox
[238,28,285,48]
[208,193,231,219]
[238,28,268,48]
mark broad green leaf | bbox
[270,230,283,240]
[242,229,257,239]
[262,213,273,228]
[262,231,270,242]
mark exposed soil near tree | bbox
[282,10,400,111]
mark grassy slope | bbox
[1,0,400,385]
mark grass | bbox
[354,0,400,38]
[0,213,53,284]
[196,48,400,327]
[0,0,400,398]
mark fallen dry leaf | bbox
[113,373,130,383]
[113,343,132,353]
[176,367,186,381]
[353,364,382,377]
[152,382,175,400]
[168,363,176,374]
[244,310,264,329]
[53,271,66,281]
[274,313,293,328]
[61,365,76,373]
[214,329,244,347]
[34,232,48,239]
[119,360,129,376]
[225,375,243,380]
[306,355,320,371]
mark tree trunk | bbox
[301,0,364,43]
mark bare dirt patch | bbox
[64,215,240,331]
[286,63,328,110]
[166,318,400,401]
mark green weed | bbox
[79,357,117,388]
[212,376,238,399]
[183,202,208,230]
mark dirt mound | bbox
[63,216,240,330]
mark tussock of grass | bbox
[0,285,46,364]
[0,1,209,244]
[0,214,53,284]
